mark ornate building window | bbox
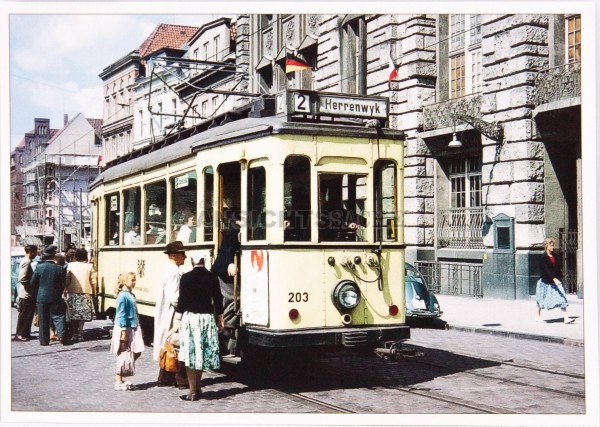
[341,15,366,95]
[449,157,482,209]
[566,14,581,63]
[449,14,482,99]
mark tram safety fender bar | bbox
[374,341,423,359]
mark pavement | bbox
[431,292,584,346]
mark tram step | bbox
[341,331,369,347]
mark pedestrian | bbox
[51,252,68,341]
[211,206,241,357]
[64,248,97,342]
[29,245,67,346]
[170,254,224,401]
[153,241,189,388]
[110,272,144,391]
[14,244,38,342]
[536,237,574,324]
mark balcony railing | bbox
[533,62,581,107]
[438,207,485,249]
[422,94,482,131]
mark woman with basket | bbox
[110,272,145,391]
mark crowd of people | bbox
[14,236,231,401]
[13,243,97,345]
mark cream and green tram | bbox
[90,95,409,356]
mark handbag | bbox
[116,349,135,377]
[33,312,39,327]
[159,341,179,373]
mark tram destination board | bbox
[278,90,389,120]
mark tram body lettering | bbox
[288,292,309,303]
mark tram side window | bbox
[247,166,266,241]
[374,160,397,242]
[319,173,367,242]
[105,193,120,246]
[203,167,214,241]
[123,187,141,245]
[171,171,197,244]
[284,156,311,241]
[145,181,167,245]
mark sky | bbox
[8,13,219,150]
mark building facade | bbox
[11,118,58,246]
[20,114,102,251]
[240,13,582,299]
[131,18,240,149]
[99,24,199,165]
[102,13,582,299]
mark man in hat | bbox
[14,244,38,341]
[153,241,188,388]
[30,245,67,346]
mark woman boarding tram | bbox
[89,91,410,359]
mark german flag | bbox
[285,53,312,73]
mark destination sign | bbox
[278,90,389,120]
[318,95,388,119]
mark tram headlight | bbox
[331,280,361,311]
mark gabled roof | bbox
[139,24,199,58]
[87,118,103,139]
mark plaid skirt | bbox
[65,293,96,321]
[178,312,220,371]
[535,279,568,310]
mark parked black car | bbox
[405,262,441,319]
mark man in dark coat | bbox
[30,245,67,346]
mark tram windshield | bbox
[318,173,367,242]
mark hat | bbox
[164,241,186,254]
[42,245,57,258]
[190,252,205,265]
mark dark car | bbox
[405,262,441,319]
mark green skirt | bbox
[178,312,221,371]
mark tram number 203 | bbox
[288,292,309,303]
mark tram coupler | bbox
[374,341,423,360]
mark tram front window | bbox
[318,173,367,242]
[284,156,311,242]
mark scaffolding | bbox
[19,153,97,252]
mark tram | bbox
[89,90,410,358]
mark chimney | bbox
[64,114,68,126]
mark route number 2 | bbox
[293,93,310,113]
[288,292,309,302]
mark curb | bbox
[447,325,584,347]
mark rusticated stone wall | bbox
[480,14,549,250]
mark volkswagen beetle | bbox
[405,263,441,319]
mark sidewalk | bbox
[435,293,584,346]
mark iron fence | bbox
[559,228,578,294]
[415,260,483,298]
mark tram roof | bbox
[90,113,404,189]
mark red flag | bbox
[388,56,398,85]
[286,53,312,73]
[97,154,102,165]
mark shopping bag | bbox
[116,349,135,376]
[159,341,179,373]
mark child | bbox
[110,272,144,390]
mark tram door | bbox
[217,162,241,248]
[217,162,242,334]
